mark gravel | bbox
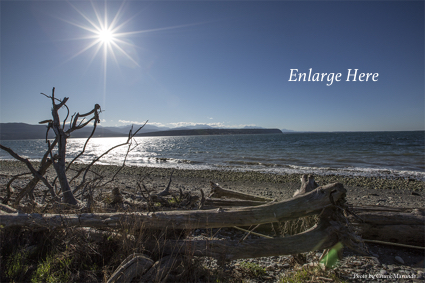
[1,160,424,282]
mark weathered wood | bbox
[0,204,17,213]
[348,206,425,246]
[107,253,154,283]
[14,159,53,205]
[48,88,78,205]
[0,183,346,230]
[209,182,273,202]
[203,198,267,208]
[293,174,318,197]
[353,224,424,246]
[156,171,173,197]
[157,220,339,261]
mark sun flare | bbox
[97,28,115,44]
[62,0,142,70]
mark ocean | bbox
[1,131,424,181]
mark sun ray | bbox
[63,39,102,64]
[110,40,140,67]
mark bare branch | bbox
[0,144,56,200]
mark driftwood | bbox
[209,182,273,202]
[203,198,268,208]
[157,217,341,262]
[1,180,369,272]
[293,174,318,197]
[107,253,154,283]
[0,183,345,230]
[348,205,425,247]
[156,170,174,197]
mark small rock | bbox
[282,263,290,268]
[380,269,388,275]
[395,256,405,264]
[417,271,424,280]
[370,257,380,265]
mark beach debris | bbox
[209,182,273,202]
[156,170,174,197]
[293,174,318,197]
[0,182,368,262]
[347,206,425,247]
[107,253,154,283]
[111,187,123,206]
[0,203,18,213]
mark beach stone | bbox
[282,263,290,268]
[395,256,404,264]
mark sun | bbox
[61,0,141,69]
[59,0,204,84]
[97,28,115,44]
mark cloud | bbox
[118,119,149,125]
[119,120,259,129]
[167,122,258,129]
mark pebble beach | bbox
[1,160,424,282]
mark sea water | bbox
[1,131,424,181]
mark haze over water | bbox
[1,131,424,181]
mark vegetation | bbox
[239,261,266,277]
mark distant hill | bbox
[136,128,283,137]
[0,123,282,140]
[0,123,124,140]
[0,123,50,140]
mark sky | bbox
[1,0,424,132]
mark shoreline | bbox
[1,160,424,282]
[1,160,423,208]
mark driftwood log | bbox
[0,183,345,230]
[156,216,343,262]
[203,198,267,208]
[209,182,273,202]
[202,182,269,209]
[348,205,425,247]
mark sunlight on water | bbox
[1,132,424,180]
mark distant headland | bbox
[0,123,283,140]
[137,128,282,137]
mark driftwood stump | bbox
[293,174,318,197]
